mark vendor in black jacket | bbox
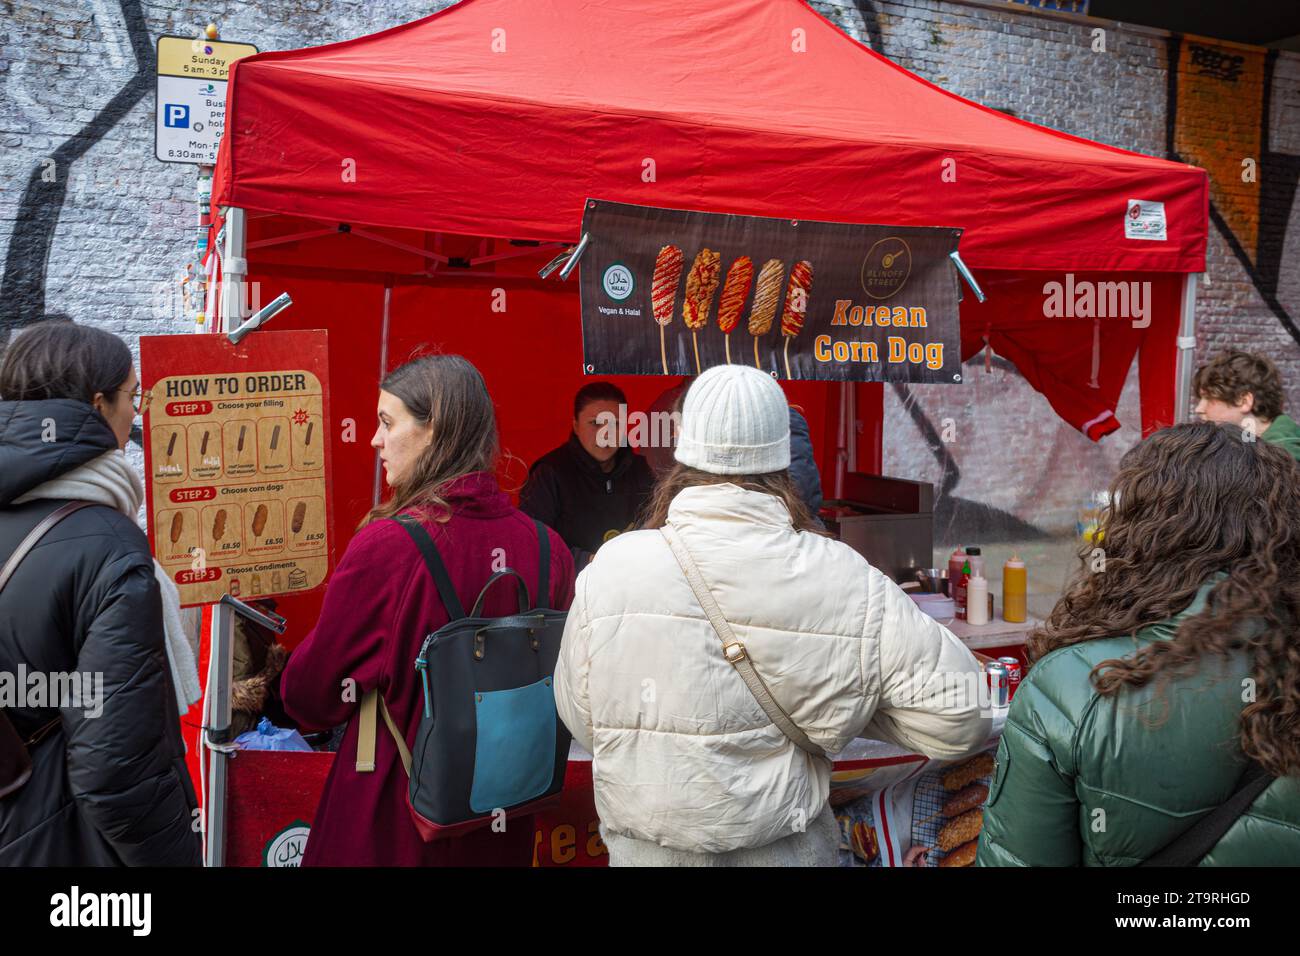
[520,382,655,569]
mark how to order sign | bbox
[155,35,258,165]
[140,330,333,607]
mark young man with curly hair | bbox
[1193,350,1300,460]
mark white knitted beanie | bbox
[674,365,790,475]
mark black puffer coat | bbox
[0,399,200,865]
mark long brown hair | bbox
[641,461,828,535]
[1029,422,1300,778]
[361,354,499,528]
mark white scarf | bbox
[14,450,203,711]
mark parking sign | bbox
[155,36,258,164]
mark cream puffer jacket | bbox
[554,483,992,854]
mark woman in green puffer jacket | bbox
[977,422,1300,866]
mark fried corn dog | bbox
[683,249,721,375]
[747,259,785,370]
[252,504,268,538]
[652,245,683,375]
[292,501,307,534]
[937,809,983,851]
[942,783,989,818]
[169,512,183,544]
[939,840,978,868]
[716,257,753,365]
[213,509,227,542]
[942,753,996,791]
[780,260,813,379]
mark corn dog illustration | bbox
[237,425,247,456]
[166,431,178,458]
[651,245,683,375]
[200,430,210,457]
[252,504,268,538]
[212,509,227,542]
[716,257,753,366]
[747,259,785,370]
[169,512,184,544]
[270,424,281,453]
[292,501,307,534]
[780,260,813,379]
[683,249,721,375]
[304,421,314,447]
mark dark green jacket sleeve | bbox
[976,654,1084,867]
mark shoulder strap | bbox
[394,514,466,620]
[0,502,94,597]
[659,525,826,759]
[356,515,463,776]
[534,519,550,610]
[356,689,412,776]
[1140,761,1273,866]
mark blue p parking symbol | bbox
[164,104,190,128]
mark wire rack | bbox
[911,752,995,868]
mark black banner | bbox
[578,200,964,383]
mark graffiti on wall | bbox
[1167,36,1300,346]
[0,1,156,355]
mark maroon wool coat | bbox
[281,472,575,866]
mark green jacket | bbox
[977,582,1300,866]
[1262,413,1300,461]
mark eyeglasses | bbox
[120,388,152,416]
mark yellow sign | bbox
[146,370,329,606]
[157,36,258,81]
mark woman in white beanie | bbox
[554,364,991,866]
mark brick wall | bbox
[2,0,1297,536]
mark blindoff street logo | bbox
[860,237,912,300]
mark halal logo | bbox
[860,237,912,300]
[263,820,310,867]
[1129,202,1142,219]
[602,263,633,301]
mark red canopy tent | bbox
[210,0,1207,468]
[198,0,1207,863]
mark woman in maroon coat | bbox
[281,355,575,866]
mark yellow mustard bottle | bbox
[1002,554,1027,623]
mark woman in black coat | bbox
[0,322,200,866]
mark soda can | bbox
[998,656,1022,697]
[985,661,1009,709]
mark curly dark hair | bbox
[1193,350,1285,421]
[1028,422,1300,778]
